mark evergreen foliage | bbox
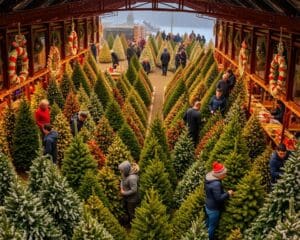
[180,213,209,240]
[65,62,73,77]
[3,106,16,156]
[47,79,65,108]
[112,35,126,60]
[225,94,247,125]
[87,51,99,74]
[88,91,104,124]
[105,99,125,131]
[87,140,106,169]
[113,87,125,107]
[130,189,172,240]
[126,61,138,85]
[60,70,74,99]
[94,116,115,154]
[116,75,130,99]
[226,229,243,240]
[50,102,61,123]
[133,75,151,106]
[107,33,114,49]
[227,77,247,110]
[72,62,90,95]
[166,119,186,151]
[83,61,97,86]
[94,72,112,109]
[31,82,47,110]
[0,208,24,240]
[140,44,155,70]
[99,41,112,63]
[77,86,90,107]
[120,33,128,52]
[199,111,223,139]
[0,119,9,157]
[12,99,39,172]
[119,123,141,160]
[0,153,15,205]
[63,91,80,121]
[128,93,148,127]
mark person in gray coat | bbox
[118,161,140,225]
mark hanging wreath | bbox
[68,30,78,56]
[50,31,61,47]
[33,35,44,54]
[238,41,248,76]
[269,42,287,97]
[47,46,61,78]
[8,34,29,84]
[234,31,241,50]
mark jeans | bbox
[162,64,168,75]
[205,206,220,240]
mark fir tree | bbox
[53,112,73,166]
[112,35,126,60]
[60,70,74,99]
[31,82,47,110]
[62,135,97,190]
[72,62,91,95]
[47,78,65,108]
[88,91,104,124]
[12,99,39,172]
[113,87,125,107]
[83,61,97,86]
[0,119,9,157]
[166,119,186,151]
[131,54,141,71]
[66,62,73,77]
[63,91,80,121]
[130,189,172,240]
[87,140,106,169]
[99,41,112,63]
[140,44,155,71]
[225,94,247,125]
[72,211,113,240]
[140,159,173,207]
[0,208,24,240]
[128,93,148,127]
[227,77,247,110]
[77,86,90,107]
[120,33,128,52]
[104,71,116,89]
[139,68,153,91]
[126,62,138,85]
[180,213,209,240]
[107,33,114,49]
[0,153,15,205]
[85,195,127,240]
[94,116,115,154]
[4,179,62,239]
[172,128,195,180]
[94,72,112,109]
[3,106,16,157]
[117,75,130,99]
[105,99,125,131]
[226,229,243,240]
[119,123,141,160]
[50,102,61,123]
[87,51,99,75]
[133,75,151,107]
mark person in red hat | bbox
[205,162,234,240]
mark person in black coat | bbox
[70,111,88,136]
[111,50,119,69]
[180,49,187,68]
[142,59,151,74]
[183,99,201,146]
[269,143,289,184]
[43,124,58,164]
[175,51,181,70]
[226,69,236,91]
[205,162,234,240]
[216,73,230,98]
[126,43,136,65]
[209,88,227,115]
[160,48,170,76]
[271,100,285,123]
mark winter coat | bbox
[142,61,151,74]
[269,151,289,183]
[160,51,170,65]
[175,53,181,69]
[44,130,58,164]
[228,73,236,91]
[35,107,50,130]
[111,52,119,66]
[180,51,187,65]
[205,172,229,211]
[119,161,140,203]
[126,47,135,61]
[209,95,227,114]
[183,107,201,143]
[216,79,230,98]
[70,114,85,136]
[271,104,285,123]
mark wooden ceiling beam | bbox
[267,0,298,16]
[251,0,275,12]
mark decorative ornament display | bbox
[8,34,29,84]
[217,24,223,49]
[238,40,248,76]
[68,27,78,56]
[47,46,61,78]
[269,42,287,97]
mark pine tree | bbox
[166,119,186,151]
[218,170,265,239]
[128,93,148,127]
[133,75,151,107]
[139,68,153,92]
[72,62,91,95]
[225,94,247,125]
[0,153,15,205]
[88,91,104,124]
[3,106,16,157]
[164,95,186,127]
[107,33,114,49]
[12,99,39,172]
[117,75,130,99]
[131,54,141,71]
[72,211,114,240]
[87,140,106,169]
[172,185,205,239]
[113,87,125,107]
[227,77,247,110]
[62,135,97,190]
[172,128,195,180]
[83,61,97,86]
[242,114,266,159]
[126,62,138,85]
[180,213,209,240]
[47,78,65,108]
[140,159,173,207]
[106,135,134,175]
[77,86,90,106]
[85,195,127,240]
[140,44,155,70]
[104,71,116,89]
[50,102,61,123]
[31,82,47,110]
[226,229,243,240]
[66,62,73,77]
[119,123,141,160]
[98,166,124,219]
[120,33,128,52]
[94,116,115,154]
[4,179,62,239]
[99,41,112,63]
[130,189,172,240]
[112,35,126,60]
[87,51,99,75]
[63,91,80,121]
[0,209,24,240]
[94,72,112,109]
[53,112,73,166]
[105,99,125,131]
[245,146,300,239]
[60,70,75,99]
[0,119,9,157]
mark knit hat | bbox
[212,162,227,178]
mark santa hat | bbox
[212,162,227,177]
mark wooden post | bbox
[1,29,10,90]
[250,27,257,74]
[286,34,295,101]
[96,16,100,43]
[224,22,228,55]
[85,18,88,49]
[27,25,34,76]
[62,21,66,59]
[231,23,236,59]
[215,20,218,49]
[45,23,51,58]
[264,30,272,84]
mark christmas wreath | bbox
[269,42,287,97]
[47,46,61,78]
[68,30,78,56]
[8,34,29,84]
[238,41,248,76]
[33,35,44,54]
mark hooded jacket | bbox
[209,95,227,114]
[205,172,229,211]
[270,151,289,183]
[160,50,170,65]
[118,161,140,203]
[44,130,58,164]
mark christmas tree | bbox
[72,211,113,240]
[88,91,104,124]
[62,135,97,190]
[118,123,141,160]
[12,99,39,172]
[171,185,205,239]
[242,114,266,159]
[164,95,186,127]
[133,75,151,107]
[31,82,47,110]
[131,55,141,71]
[0,208,24,240]
[72,61,91,95]
[87,51,99,75]
[50,102,61,123]
[113,87,124,107]
[0,153,15,205]
[99,41,112,63]
[128,93,148,127]
[116,75,130,99]
[227,77,247,111]
[2,106,16,157]
[218,170,265,239]
[0,119,9,157]
[180,213,208,240]
[225,94,246,125]
[66,62,73,77]
[87,140,106,169]
[94,116,115,154]
[4,179,62,239]
[149,35,158,56]
[107,33,114,49]
[105,99,125,132]
[85,195,127,240]
[94,72,112,109]
[120,33,128,52]
[63,91,80,121]
[104,71,116,89]
[126,61,138,85]
[60,70,75,99]
[47,78,65,108]
[172,128,195,180]
[112,35,126,60]
[139,68,153,91]
[226,229,243,240]
[130,189,172,240]
[83,61,97,86]
[166,119,186,151]
[139,44,155,71]
[140,159,173,207]
[106,135,134,175]
[77,86,90,107]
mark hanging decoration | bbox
[47,46,61,78]
[33,35,44,54]
[68,22,78,56]
[8,30,29,84]
[238,40,248,76]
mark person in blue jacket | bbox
[269,143,289,184]
[209,88,227,115]
[43,124,58,164]
[205,162,234,240]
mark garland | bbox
[47,46,61,78]
[33,35,44,54]
[8,34,29,84]
[68,30,78,56]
